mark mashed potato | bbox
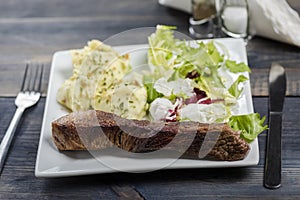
[57,40,148,119]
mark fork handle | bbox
[0,107,25,174]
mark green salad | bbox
[144,25,267,142]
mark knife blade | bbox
[264,63,286,189]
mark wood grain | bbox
[250,67,300,96]
[0,0,300,199]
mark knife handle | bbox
[264,112,282,189]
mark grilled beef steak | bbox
[52,110,250,161]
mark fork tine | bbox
[28,65,37,92]
[24,64,34,92]
[21,64,29,92]
[34,64,44,92]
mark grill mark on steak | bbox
[52,110,250,161]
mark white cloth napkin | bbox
[158,0,300,47]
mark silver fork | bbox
[0,64,44,174]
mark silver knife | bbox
[264,63,286,189]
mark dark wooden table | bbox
[0,0,300,199]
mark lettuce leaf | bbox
[148,25,180,70]
[228,75,248,98]
[228,113,268,143]
[143,75,163,103]
[225,60,251,73]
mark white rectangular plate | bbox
[35,38,259,177]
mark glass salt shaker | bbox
[218,0,250,39]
